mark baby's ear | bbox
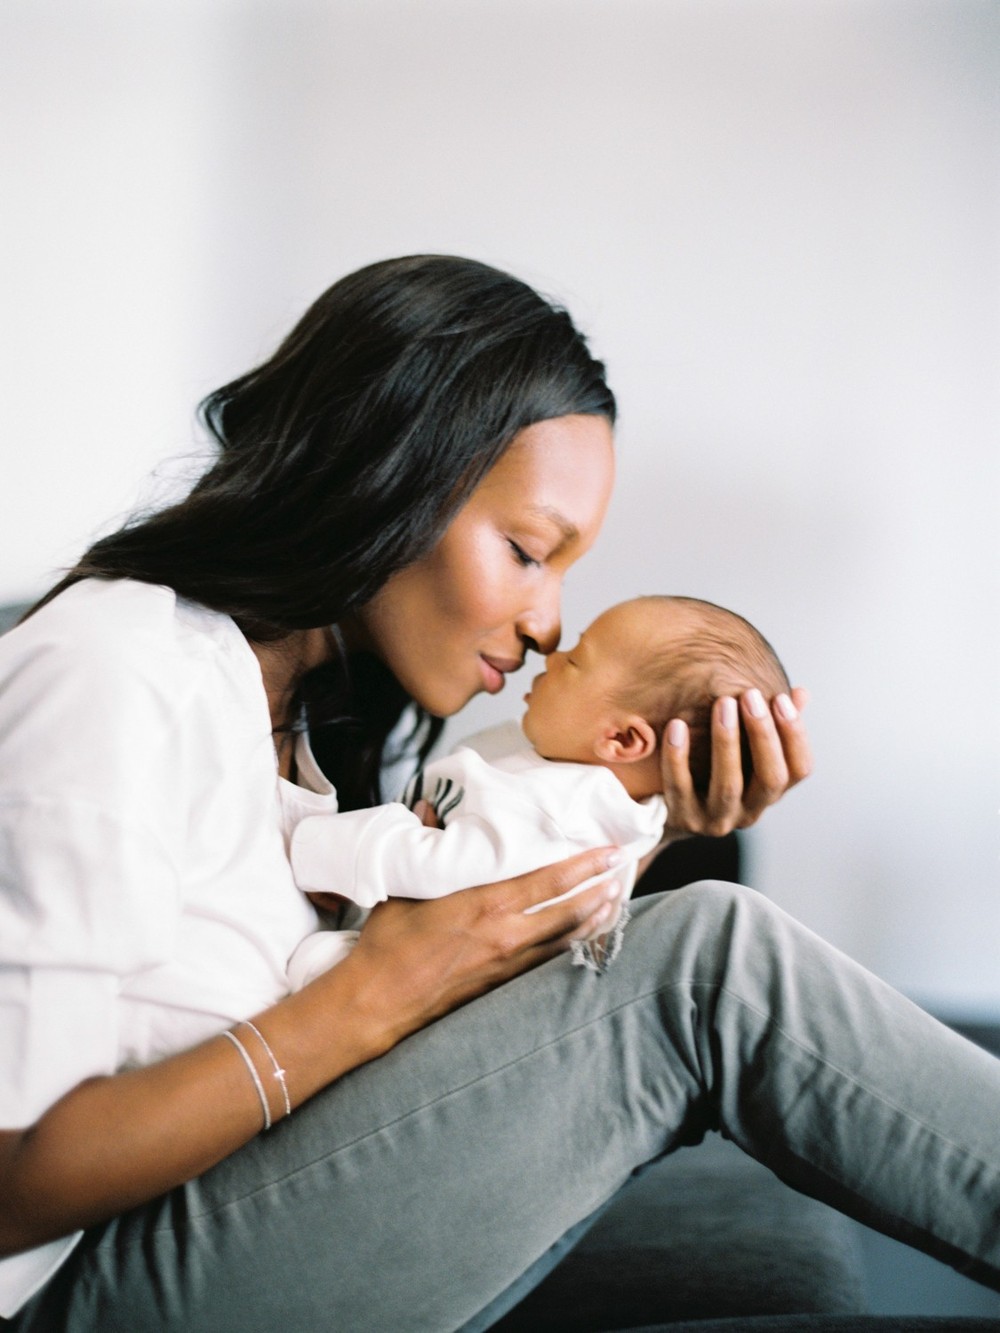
[594,716,657,765]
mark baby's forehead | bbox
[593,596,701,640]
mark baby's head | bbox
[521,595,790,800]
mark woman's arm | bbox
[0,847,623,1258]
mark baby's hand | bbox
[411,798,441,829]
[306,890,352,915]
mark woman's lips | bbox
[480,654,521,694]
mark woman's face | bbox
[351,413,615,717]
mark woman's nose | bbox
[518,582,562,657]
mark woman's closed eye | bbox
[507,539,541,569]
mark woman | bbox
[0,255,996,1331]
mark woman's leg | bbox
[13,883,1000,1332]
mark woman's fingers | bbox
[661,698,744,837]
[483,866,624,980]
[702,695,747,834]
[660,716,699,835]
[661,687,813,838]
[349,850,626,1028]
[778,687,813,787]
[459,849,626,979]
[494,848,625,936]
[732,688,788,823]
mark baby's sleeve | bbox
[290,752,568,908]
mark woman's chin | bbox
[421,684,479,719]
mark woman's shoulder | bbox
[15,578,229,648]
[0,578,264,741]
[4,578,251,681]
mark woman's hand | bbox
[660,687,812,839]
[335,848,624,1048]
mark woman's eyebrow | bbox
[525,505,579,543]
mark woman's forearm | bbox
[0,965,393,1257]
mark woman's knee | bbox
[628,880,781,981]
[634,879,765,930]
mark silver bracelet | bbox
[222,1029,271,1131]
[240,1020,292,1120]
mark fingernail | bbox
[746,688,767,718]
[719,696,737,730]
[604,879,623,900]
[667,719,686,747]
[605,849,625,868]
[774,692,798,721]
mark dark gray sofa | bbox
[1,599,996,1330]
[492,1133,867,1330]
[491,1130,999,1329]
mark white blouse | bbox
[0,578,337,1314]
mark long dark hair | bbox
[32,255,616,806]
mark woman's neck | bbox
[247,627,338,734]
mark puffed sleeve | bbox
[0,587,185,1127]
[0,966,119,1126]
[0,798,181,1126]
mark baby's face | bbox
[521,601,649,761]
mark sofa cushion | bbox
[492,1135,867,1330]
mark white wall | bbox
[2,0,998,1014]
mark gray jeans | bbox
[11,883,1000,1331]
